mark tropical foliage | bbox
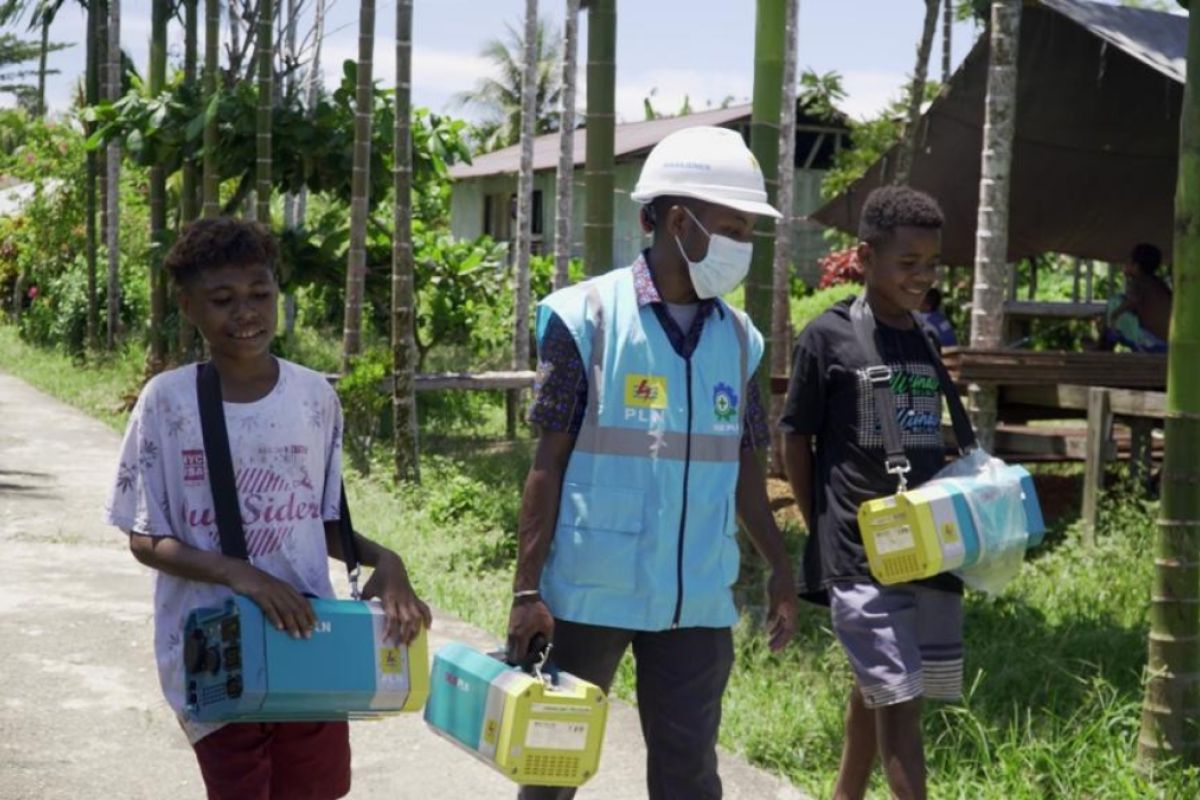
[454,16,563,153]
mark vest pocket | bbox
[720,498,740,587]
[555,483,645,591]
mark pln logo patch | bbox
[713,383,739,423]
[625,374,668,409]
[380,647,407,675]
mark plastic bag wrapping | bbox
[934,450,1030,595]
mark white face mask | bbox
[675,207,753,299]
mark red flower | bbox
[818,247,864,289]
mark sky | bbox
[0,0,1155,125]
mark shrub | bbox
[817,246,863,289]
[792,283,860,332]
[336,347,391,473]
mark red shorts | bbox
[192,721,351,800]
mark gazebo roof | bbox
[812,0,1187,266]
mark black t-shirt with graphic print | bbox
[780,297,962,601]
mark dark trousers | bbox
[518,619,734,800]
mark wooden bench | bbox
[998,384,1165,546]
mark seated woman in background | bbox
[1100,243,1172,353]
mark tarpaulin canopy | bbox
[811,0,1186,266]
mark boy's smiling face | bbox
[178,263,278,362]
[859,226,941,321]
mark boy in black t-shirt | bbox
[781,186,961,800]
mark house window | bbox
[483,192,512,241]
[483,189,544,242]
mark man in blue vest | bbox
[507,126,799,800]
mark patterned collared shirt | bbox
[528,252,770,450]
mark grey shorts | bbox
[829,581,964,709]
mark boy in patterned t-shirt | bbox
[781,186,964,800]
[105,218,430,800]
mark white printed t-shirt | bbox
[104,358,343,744]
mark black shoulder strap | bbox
[913,324,978,454]
[849,296,977,487]
[195,362,249,560]
[849,296,912,487]
[338,480,363,593]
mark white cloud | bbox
[320,41,489,106]
[836,70,910,121]
[610,68,752,124]
[599,67,908,125]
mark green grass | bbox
[719,491,1200,799]
[352,458,1200,799]
[0,324,143,430]
[5,325,1200,798]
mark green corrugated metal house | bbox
[448,102,849,285]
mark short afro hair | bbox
[858,185,944,246]
[164,217,279,287]
[1130,242,1162,274]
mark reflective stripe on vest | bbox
[535,266,763,631]
[574,280,748,464]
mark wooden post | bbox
[1081,386,1113,547]
[1130,417,1155,491]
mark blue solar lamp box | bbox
[1014,467,1047,548]
[184,595,429,722]
[424,641,608,787]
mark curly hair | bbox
[857,185,944,246]
[164,217,278,287]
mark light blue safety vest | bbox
[536,265,764,631]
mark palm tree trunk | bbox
[295,0,326,229]
[895,0,939,186]
[202,0,220,218]
[228,0,241,76]
[280,0,300,346]
[85,0,100,352]
[98,1,108,239]
[942,0,953,84]
[392,0,419,483]
[769,0,798,477]
[181,0,200,225]
[147,0,169,372]
[256,0,273,226]
[583,0,614,276]
[36,11,48,118]
[1138,4,1200,766]
[967,0,1020,450]
[281,0,297,231]
[105,0,121,350]
[552,0,580,291]
[178,0,200,360]
[748,0,785,414]
[508,0,539,440]
[341,0,375,370]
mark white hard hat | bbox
[631,126,781,219]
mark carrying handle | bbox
[508,633,558,686]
